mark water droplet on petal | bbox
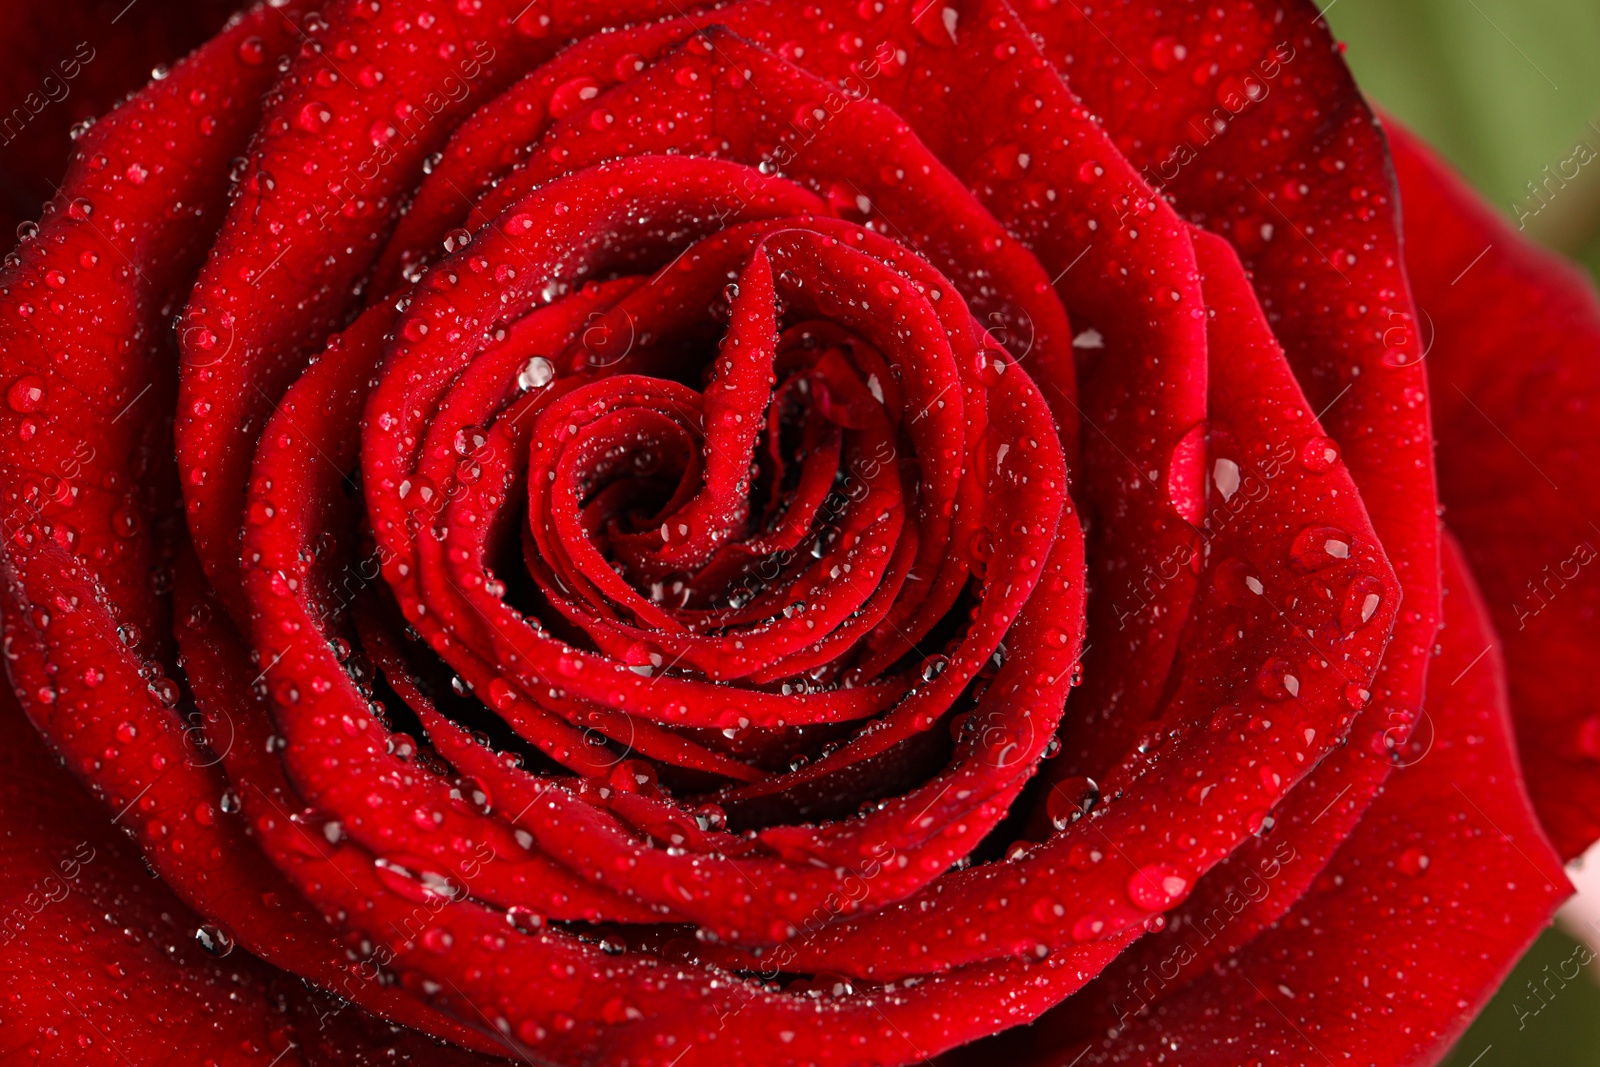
[1288,524,1352,572]
[237,36,267,65]
[506,905,544,934]
[1047,776,1100,830]
[1397,847,1430,877]
[1149,35,1188,71]
[1340,574,1385,634]
[296,101,333,132]
[7,376,45,413]
[1071,914,1105,941]
[195,923,235,957]
[1127,865,1189,910]
[1212,457,1240,501]
[518,355,555,391]
[1299,435,1339,473]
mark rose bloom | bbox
[1,0,1596,1064]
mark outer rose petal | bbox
[1390,119,1600,861]
[0,683,297,1066]
[985,534,1568,1066]
[1002,0,1445,1003]
[0,8,509,1048]
[0,0,240,237]
[0,675,510,1066]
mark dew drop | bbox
[1047,776,1100,830]
[518,355,555,391]
[373,856,463,905]
[1212,457,1240,501]
[1299,435,1339,473]
[195,923,235,957]
[1339,574,1385,634]
[237,36,267,65]
[1071,914,1105,941]
[296,101,334,132]
[7,376,45,413]
[1149,35,1188,71]
[1397,847,1430,877]
[1127,865,1189,910]
[1288,524,1353,572]
[1255,659,1299,701]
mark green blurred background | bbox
[1324,2,1600,1063]
[1329,0,1600,269]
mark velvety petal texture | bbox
[0,0,242,238]
[0,1,1591,1065]
[1390,121,1600,862]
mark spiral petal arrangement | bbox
[0,1,1592,1065]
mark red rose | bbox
[1,1,1593,1063]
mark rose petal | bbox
[768,226,1399,980]
[1003,534,1567,1066]
[0,686,300,1065]
[1390,118,1600,862]
[173,0,674,616]
[0,0,239,236]
[1019,0,1444,977]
